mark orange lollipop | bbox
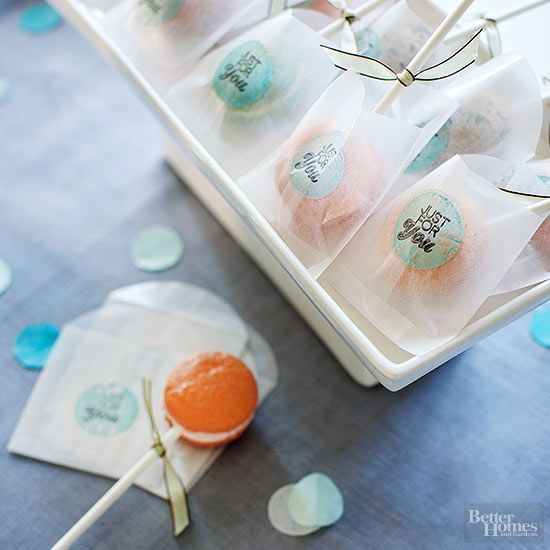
[164,352,258,448]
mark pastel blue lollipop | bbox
[530,308,550,348]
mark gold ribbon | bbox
[142,379,190,536]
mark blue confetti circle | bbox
[14,323,60,370]
[287,472,344,528]
[530,308,550,348]
[20,3,62,34]
[131,225,184,272]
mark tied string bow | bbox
[142,379,190,536]
[325,0,360,53]
[321,28,482,86]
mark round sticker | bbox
[538,175,550,184]
[212,41,272,109]
[131,225,184,272]
[136,0,184,24]
[20,2,62,34]
[406,121,450,174]
[290,131,345,199]
[357,27,380,58]
[392,190,463,270]
[75,383,138,436]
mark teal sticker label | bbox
[213,41,272,109]
[538,175,550,184]
[290,131,346,199]
[406,121,450,174]
[357,27,380,58]
[75,383,138,436]
[392,190,463,270]
[137,0,183,24]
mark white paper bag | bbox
[103,0,266,94]
[9,283,278,498]
[166,12,339,178]
[404,54,543,178]
[325,155,544,355]
[239,69,457,277]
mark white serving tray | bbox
[50,0,550,390]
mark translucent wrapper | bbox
[349,0,451,70]
[326,156,544,355]
[492,158,550,294]
[103,0,266,94]
[403,54,542,179]
[239,70,456,278]
[8,282,278,499]
[166,12,338,178]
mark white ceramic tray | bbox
[50,0,550,390]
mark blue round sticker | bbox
[290,131,346,199]
[406,121,450,174]
[393,190,463,270]
[357,27,380,58]
[75,383,138,436]
[538,175,550,184]
[213,41,272,109]
[14,323,59,370]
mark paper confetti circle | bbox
[267,484,320,537]
[14,323,60,370]
[131,225,184,272]
[287,473,344,528]
[530,309,550,348]
[20,3,62,34]
[0,258,12,296]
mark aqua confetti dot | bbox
[14,323,60,370]
[288,473,344,528]
[0,258,12,296]
[530,308,550,348]
[131,225,184,272]
[268,484,320,537]
[20,3,62,34]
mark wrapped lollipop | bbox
[404,53,542,176]
[239,68,457,277]
[103,0,266,94]
[166,12,339,178]
[52,352,260,548]
[325,155,547,355]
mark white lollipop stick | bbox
[373,0,476,114]
[52,426,181,550]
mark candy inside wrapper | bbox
[239,69,457,278]
[403,54,542,179]
[325,156,544,355]
[348,0,448,68]
[166,12,339,178]
[8,282,278,499]
[490,157,550,294]
[103,0,266,94]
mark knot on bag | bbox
[396,68,415,87]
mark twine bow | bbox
[326,0,360,52]
[142,379,190,536]
[321,28,482,86]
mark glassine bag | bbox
[405,54,542,177]
[239,69,457,278]
[325,155,544,355]
[103,0,265,94]
[165,12,339,178]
